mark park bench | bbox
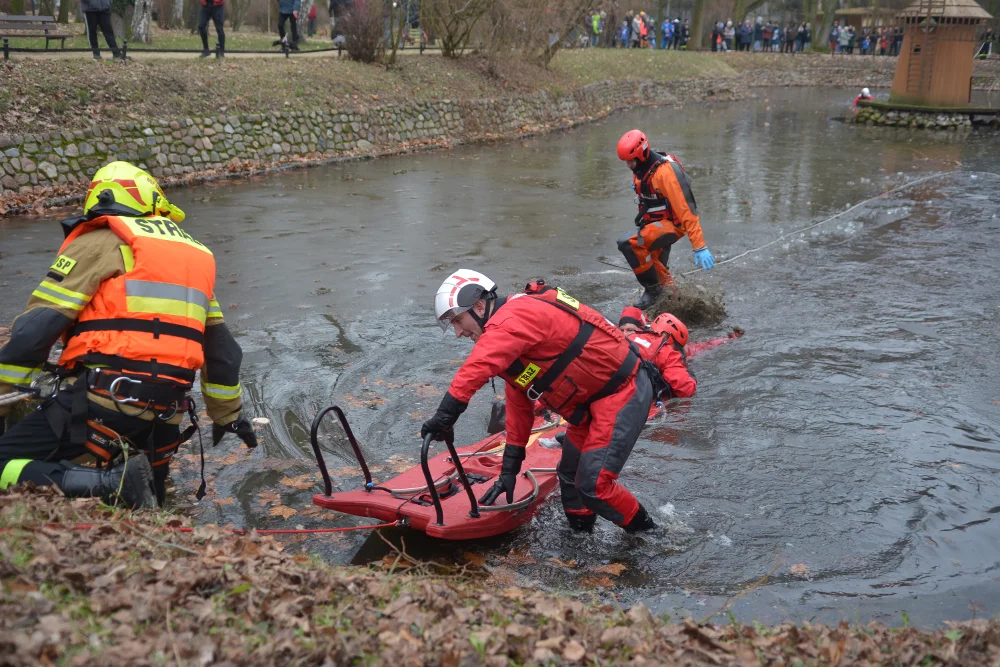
[0,15,74,50]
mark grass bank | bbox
[0,48,903,138]
[2,486,999,665]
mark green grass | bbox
[4,25,336,52]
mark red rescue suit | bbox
[627,331,697,400]
[446,283,652,526]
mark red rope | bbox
[0,520,399,535]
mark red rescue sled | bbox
[309,329,744,540]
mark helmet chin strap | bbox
[471,295,505,330]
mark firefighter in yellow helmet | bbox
[0,161,256,509]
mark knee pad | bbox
[616,232,636,253]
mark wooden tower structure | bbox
[890,0,993,106]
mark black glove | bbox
[212,414,258,449]
[420,392,467,442]
[478,444,525,506]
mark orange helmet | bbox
[617,129,650,162]
[651,313,688,347]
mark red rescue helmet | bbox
[617,129,650,162]
[651,312,689,347]
[618,306,649,330]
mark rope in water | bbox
[0,519,400,536]
[679,172,942,277]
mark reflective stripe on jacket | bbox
[57,215,216,386]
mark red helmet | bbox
[618,306,649,330]
[651,313,688,347]
[617,129,650,162]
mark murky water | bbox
[2,88,999,627]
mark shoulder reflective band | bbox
[201,381,242,400]
[0,363,42,386]
[31,282,91,311]
[68,318,204,343]
[125,280,210,324]
[207,300,223,319]
[0,459,32,489]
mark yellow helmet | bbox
[84,161,185,223]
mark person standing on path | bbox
[274,0,301,50]
[197,0,226,58]
[308,3,317,37]
[80,0,122,60]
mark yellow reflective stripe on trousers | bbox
[0,363,42,385]
[31,282,91,311]
[125,280,210,324]
[201,381,242,400]
[0,459,32,489]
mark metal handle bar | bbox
[310,405,374,497]
[421,433,480,525]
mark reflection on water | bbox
[2,87,999,626]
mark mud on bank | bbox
[2,486,999,666]
[6,52,995,217]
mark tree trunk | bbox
[57,0,72,23]
[170,0,184,28]
[40,0,55,17]
[131,0,154,43]
[817,0,836,51]
[298,0,313,42]
[733,0,744,24]
[805,0,817,39]
[689,0,706,49]
[12,0,25,15]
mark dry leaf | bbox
[579,575,615,589]
[148,559,168,571]
[257,490,281,506]
[462,552,486,568]
[790,563,811,578]
[279,474,317,490]
[548,557,578,569]
[589,563,627,577]
[269,505,298,519]
[212,497,235,505]
[563,639,586,662]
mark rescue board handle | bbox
[310,405,375,497]
[421,433,481,525]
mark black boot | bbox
[622,504,656,533]
[633,267,663,309]
[59,456,158,510]
[634,284,663,310]
[566,512,597,533]
[92,51,102,60]
[199,48,211,58]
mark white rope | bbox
[680,172,942,277]
[0,391,34,407]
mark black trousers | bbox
[198,3,226,51]
[278,13,300,44]
[84,10,120,55]
[0,391,178,505]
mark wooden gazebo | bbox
[890,0,993,106]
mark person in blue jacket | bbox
[273,0,301,50]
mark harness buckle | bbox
[108,376,142,405]
[526,384,544,401]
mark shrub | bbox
[340,0,385,63]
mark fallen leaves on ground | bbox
[268,505,297,519]
[589,563,627,577]
[548,557,578,569]
[3,485,1000,667]
[790,563,812,578]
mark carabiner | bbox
[108,376,142,405]
[525,384,544,402]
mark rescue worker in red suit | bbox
[853,87,873,113]
[617,129,716,309]
[618,307,696,401]
[422,270,658,533]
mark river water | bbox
[2,87,999,627]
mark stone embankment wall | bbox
[853,104,1000,129]
[0,58,911,211]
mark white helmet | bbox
[434,269,498,331]
[862,87,871,97]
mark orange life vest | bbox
[632,154,692,227]
[500,282,639,425]
[57,215,216,388]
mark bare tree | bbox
[689,0,706,48]
[421,0,494,57]
[536,0,597,66]
[170,0,184,28]
[298,0,313,41]
[386,0,410,64]
[132,0,154,43]
[228,0,252,29]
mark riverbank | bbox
[2,486,997,665]
[7,50,997,216]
